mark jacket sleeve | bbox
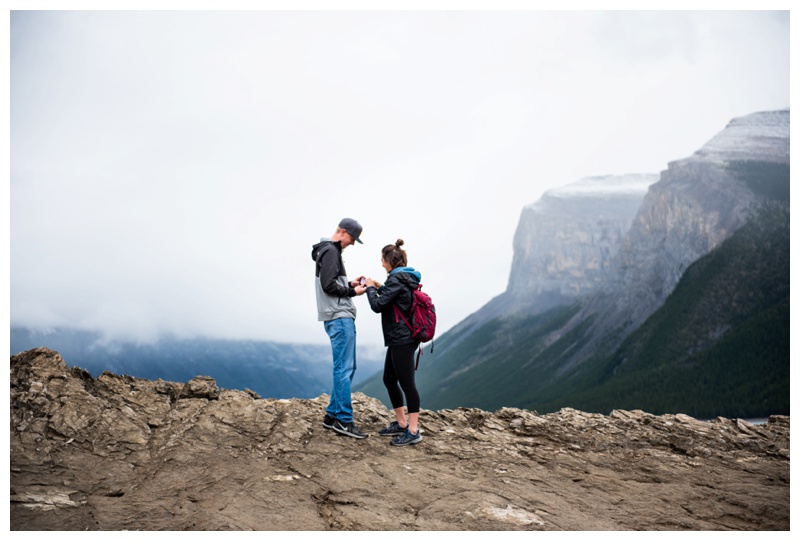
[366,277,404,313]
[318,246,355,298]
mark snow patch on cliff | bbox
[527,174,658,211]
[692,109,789,163]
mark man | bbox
[311,218,369,439]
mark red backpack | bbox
[393,284,436,369]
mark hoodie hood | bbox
[389,266,422,282]
[311,238,338,261]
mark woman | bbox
[365,239,423,446]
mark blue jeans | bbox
[324,317,357,423]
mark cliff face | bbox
[445,174,656,335]
[596,109,790,334]
[507,174,656,313]
[11,348,790,531]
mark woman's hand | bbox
[365,277,382,288]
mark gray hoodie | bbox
[311,238,357,322]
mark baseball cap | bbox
[339,218,363,244]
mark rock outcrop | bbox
[11,348,790,531]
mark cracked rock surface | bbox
[11,348,789,531]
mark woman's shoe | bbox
[379,420,408,436]
[390,428,422,446]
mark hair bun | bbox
[395,239,405,248]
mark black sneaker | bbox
[322,414,336,430]
[331,419,369,439]
[390,428,422,446]
[379,421,408,437]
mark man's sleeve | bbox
[318,248,354,297]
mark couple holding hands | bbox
[312,218,423,446]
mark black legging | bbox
[382,343,420,414]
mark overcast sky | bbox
[8,6,791,348]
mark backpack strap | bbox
[393,282,419,331]
[393,304,413,331]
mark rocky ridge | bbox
[11,348,790,531]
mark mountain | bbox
[10,327,384,400]
[10,348,790,530]
[576,109,790,358]
[358,109,789,418]
[515,201,790,418]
